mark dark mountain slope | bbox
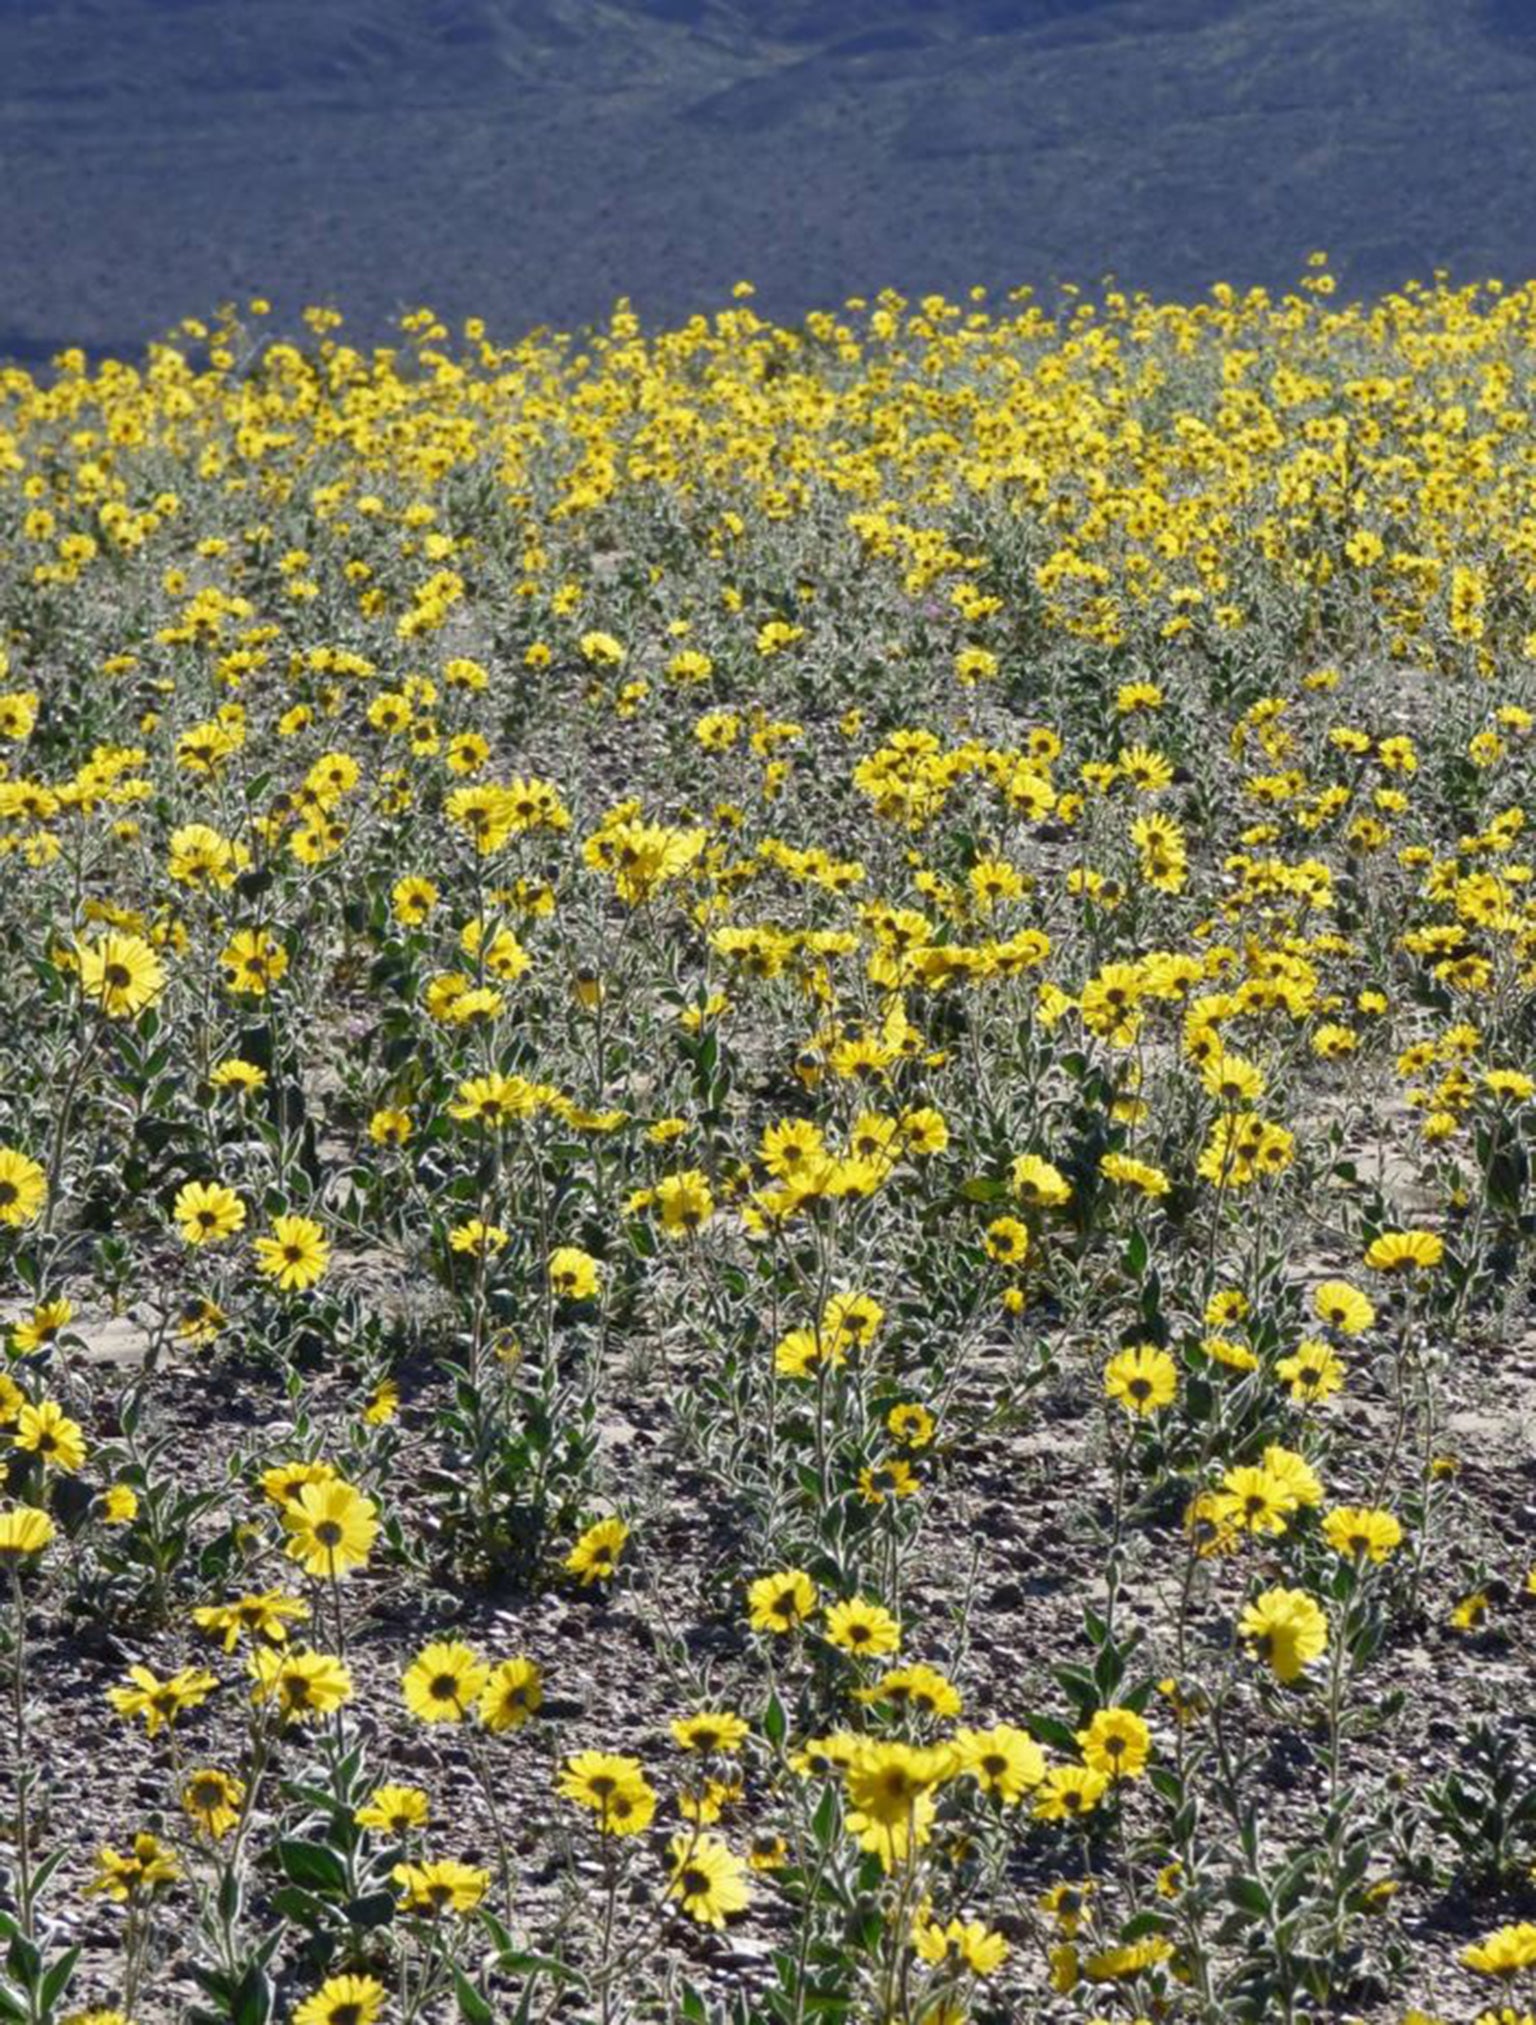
[1,0,1533,359]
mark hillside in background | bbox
[3,0,1536,359]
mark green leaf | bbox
[268,1884,332,1929]
[484,1949,573,1983]
[276,1837,349,1894]
[1273,1848,1319,1912]
[453,1969,496,2025]
[1092,1641,1125,1698]
[231,1964,274,2025]
[811,1784,841,1850]
[1049,1662,1099,1717]
[217,1865,244,1928]
[1147,1766,1184,1807]
[1025,1712,1081,1755]
[346,1889,398,1931]
[1119,1909,1173,1940]
[1226,1876,1271,1918]
[1139,1270,1164,1327]
[4,1935,39,1990]
[39,1947,80,2011]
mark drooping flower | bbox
[565,1516,629,1585]
[219,926,288,996]
[248,1647,353,1722]
[558,1752,658,1834]
[671,1709,750,1756]
[1463,1923,1536,1978]
[823,1596,901,1658]
[478,1657,544,1733]
[953,1724,1045,1803]
[293,1975,387,2025]
[1312,1280,1375,1335]
[393,1859,489,1916]
[172,1179,246,1246]
[14,1400,87,1472]
[1104,1344,1177,1416]
[844,1740,954,1868]
[548,1246,601,1301]
[1076,1707,1153,1781]
[0,1148,46,1230]
[85,1832,180,1902]
[1238,1587,1329,1685]
[664,1834,752,1927]
[747,1568,818,1634]
[253,1213,329,1291]
[914,1918,1010,1974]
[107,1663,218,1737]
[0,1508,54,1559]
[76,930,166,1019]
[1364,1228,1444,1273]
[401,1642,488,1724]
[1321,1505,1403,1564]
[181,1767,244,1840]
[193,1590,310,1652]
[1033,1765,1110,1821]
[282,1478,379,1580]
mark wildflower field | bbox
[1,264,1535,2025]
